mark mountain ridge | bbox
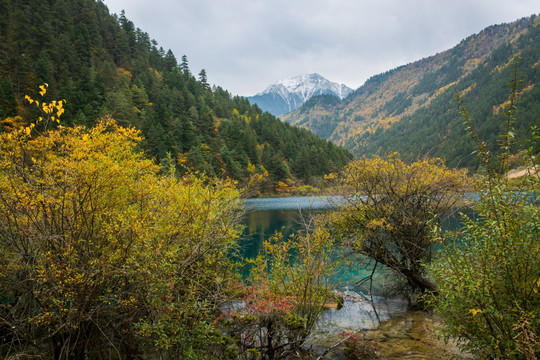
[281,15,540,169]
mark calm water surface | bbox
[240,196,336,258]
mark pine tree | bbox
[198,69,209,89]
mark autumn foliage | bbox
[0,90,243,358]
[327,154,468,294]
[427,63,540,359]
[216,227,340,359]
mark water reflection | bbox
[240,196,334,260]
[240,196,475,263]
[243,195,340,211]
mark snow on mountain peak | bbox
[258,73,352,101]
[248,73,353,117]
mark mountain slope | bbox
[247,73,353,116]
[0,0,352,190]
[282,15,540,169]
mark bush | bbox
[428,187,539,358]
[219,227,341,359]
[0,88,244,359]
[427,61,540,359]
[326,154,468,294]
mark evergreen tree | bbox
[180,54,190,76]
[198,69,209,89]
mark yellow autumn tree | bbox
[326,154,468,294]
[0,88,243,359]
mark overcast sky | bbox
[102,0,538,96]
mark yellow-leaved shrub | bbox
[0,92,243,358]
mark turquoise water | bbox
[240,196,475,291]
[240,197,387,294]
[240,196,471,258]
[240,197,330,259]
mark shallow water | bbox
[308,294,464,359]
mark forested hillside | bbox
[0,0,352,191]
[282,15,539,169]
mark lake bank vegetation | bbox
[426,61,539,359]
[0,86,346,359]
[321,154,469,296]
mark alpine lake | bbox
[240,196,469,359]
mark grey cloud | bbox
[104,0,538,95]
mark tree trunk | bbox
[401,268,438,294]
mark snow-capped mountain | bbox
[247,73,353,117]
